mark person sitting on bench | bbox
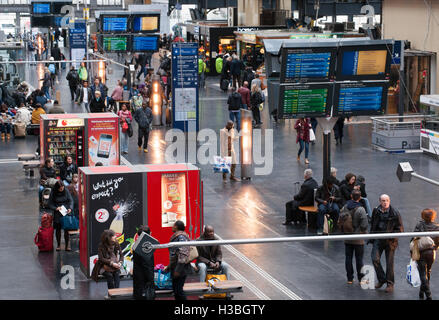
[315,176,342,235]
[283,169,318,225]
[195,225,230,282]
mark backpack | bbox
[215,57,223,74]
[48,64,56,74]
[338,206,355,233]
[34,225,54,252]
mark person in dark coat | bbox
[133,226,155,300]
[413,209,439,300]
[315,176,342,235]
[164,221,191,300]
[195,225,230,282]
[66,66,80,101]
[91,229,124,289]
[51,43,61,73]
[59,155,78,186]
[227,87,242,132]
[368,194,404,293]
[334,116,345,145]
[89,91,106,113]
[230,55,243,88]
[339,173,357,206]
[133,103,153,153]
[283,169,318,225]
[48,180,73,251]
[66,173,79,218]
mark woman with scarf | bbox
[59,155,78,186]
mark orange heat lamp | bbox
[151,75,162,126]
[98,60,106,84]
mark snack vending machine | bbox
[40,113,120,168]
[79,165,147,278]
[136,163,204,266]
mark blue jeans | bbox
[198,261,230,282]
[345,244,365,282]
[298,139,309,158]
[229,111,241,132]
[43,86,51,100]
[317,202,340,231]
[371,240,395,285]
[1,123,11,134]
[120,129,129,153]
[361,197,372,217]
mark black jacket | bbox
[66,70,79,87]
[89,97,106,113]
[48,188,73,224]
[339,180,355,203]
[59,162,78,183]
[78,87,93,104]
[315,184,342,205]
[227,92,242,111]
[250,91,263,107]
[414,221,439,249]
[294,177,318,206]
[230,59,243,76]
[369,205,404,249]
[133,250,155,300]
[51,47,61,61]
[196,235,223,266]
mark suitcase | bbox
[220,78,229,91]
[13,122,26,138]
[34,226,54,252]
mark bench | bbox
[18,153,38,161]
[22,160,41,178]
[298,206,318,229]
[26,124,40,136]
[106,280,243,300]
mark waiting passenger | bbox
[66,173,79,219]
[315,176,342,235]
[368,194,404,293]
[330,167,341,186]
[195,225,230,282]
[356,175,372,218]
[59,155,78,186]
[31,103,46,124]
[413,209,439,300]
[338,190,369,285]
[339,173,357,206]
[39,158,57,201]
[283,169,318,225]
[133,225,155,300]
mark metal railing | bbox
[371,115,432,136]
[152,231,439,249]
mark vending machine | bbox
[40,113,120,168]
[79,165,147,278]
[137,163,203,266]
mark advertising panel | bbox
[161,173,187,228]
[87,117,119,166]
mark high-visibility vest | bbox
[215,57,223,74]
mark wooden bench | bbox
[106,280,243,300]
[23,160,41,178]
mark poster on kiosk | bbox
[40,113,120,168]
[79,166,147,278]
[135,163,204,266]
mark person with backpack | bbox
[40,67,52,100]
[338,189,369,285]
[227,87,242,132]
[66,66,80,101]
[133,102,153,153]
[413,209,439,300]
[250,84,263,127]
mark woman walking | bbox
[117,103,132,155]
[294,117,311,164]
[47,180,74,251]
[91,229,124,290]
[250,84,263,127]
[413,209,439,300]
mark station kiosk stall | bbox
[79,163,203,278]
[420,94,439,156]
[39,113,120,169]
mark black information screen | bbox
[334,82,387,116]
[279,83,333,119]
[102,16,128,32]
[281,47,336,83]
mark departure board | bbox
[102,37,128,52]
[132,36,158,51]
[102,17,128,32]
[133,16,159,32]
[281,48,336,83]
[33,3,50,14]
[279,84,332,119]
[335,83,387,116]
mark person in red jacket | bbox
[295,118,311,164]
[237,81,251,110]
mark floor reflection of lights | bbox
[37,63,44,89]
[149,129,166,164]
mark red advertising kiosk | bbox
[40,113,120,168]
[79,163,203,277]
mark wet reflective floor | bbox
[1,54,439,300]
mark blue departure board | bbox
[336,83,386,116]
[102,17,128,32]
[286,52,331,79]
[33,3,50,14]
[132,36,158,51]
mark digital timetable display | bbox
[132,36,159,51]
[334,82,387,116]
[102,37,128,52]
[32,3,50,14]
[102,17,128,32]
[133,16,159,32]
[281,47,336,83]
[279,84,333,119]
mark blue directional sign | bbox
[172,42,199,132]
[69,22,86,48]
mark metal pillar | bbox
[317,117,337,182]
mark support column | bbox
[317,117,337,182]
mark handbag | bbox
[154,269,173,289]
[122,120,129,133]
[410,239,421,261]
[213,156,232,173]
[185,246,199,264]
[407,259,421,287]
[61,213,79,230]
[309,128,316,142]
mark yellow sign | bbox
[83,8,89,20]
[357,50,387,75]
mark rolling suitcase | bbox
[220,78,229,91]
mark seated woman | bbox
[91,229,123,290]
[31,103,46,124]
[59,155,78,186]
[39,158,57,201]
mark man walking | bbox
[369,194,404,293]
[227,87,242,132]
[238,81,250,110]
[66,66,80,101]
[134,102,153,153]
[230,54,243,88]
[338,190,369,285]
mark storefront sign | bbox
[161,173,187,227]
[56,118,84,127]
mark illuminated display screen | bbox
[132,36,158,51]
[103,37,127,52]
[342,50,387,76]
[33,3,50,14]
[279,84,332,118]
[133,16,159,32]
[102,17,128,32]
[335,83,387,116]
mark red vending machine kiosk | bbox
[137,164,204,266]
[40,113,120,168]
[79,165,147,278]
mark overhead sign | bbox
[69,22,86,48]
[172,42,199,132]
